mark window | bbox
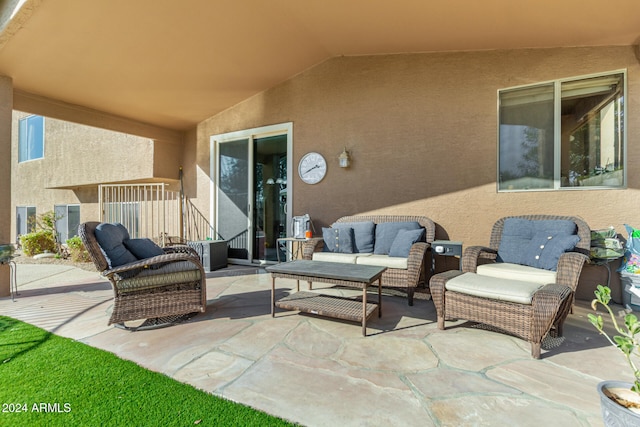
[16,206,36,242]
[18,115,45,162]
[55,205,80,244]
[498,71,625,191]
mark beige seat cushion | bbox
[445,272,545,304]
[355,254,408,269]
[476,262,557,286]
[312,252,364,264]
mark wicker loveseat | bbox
[302,215,436,305]
[79,222,207,329]
[430,214,590,358]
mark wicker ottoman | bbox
[430,270,572,358]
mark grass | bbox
[0,316,296,426]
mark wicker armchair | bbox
[430,215,590,358]
[79,222,206,329]
[302,215,436,305]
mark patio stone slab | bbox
[172,350,254,393]
[284,321,343,358]
[486,359,606,416]
[222,346,434,427]
[218,315,303,360]
[81,316,251,372]
[426,327,531,370]
[430,395,589,427]
[407,368,519,398]
[338,336,438,372]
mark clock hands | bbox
[304,164,320,175]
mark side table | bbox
[431,240,463,272]
[276,237,308,262]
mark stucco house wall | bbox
[10,111,169,241]
[193,45,640,246]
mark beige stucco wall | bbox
[190,45,640,300]
[0,75,12,296]
[10,112,169,241]
[194,45,640,243]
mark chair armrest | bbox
[302,237,324,260]
[555,251,590,291]
[162,245,200,259]
[103,252,203,278]
[406,242,429,285]
[461,246,497,273]
[531,283,573,339]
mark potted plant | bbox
[589,284,640,426]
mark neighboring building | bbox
[11,111,181,245]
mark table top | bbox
[266,260,386,283]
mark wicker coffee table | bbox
[266,260,386,336]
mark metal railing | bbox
[99,183,220,246]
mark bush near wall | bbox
[66,236,92,263]
[19,230,56,257]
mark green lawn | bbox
[0,316,296,426]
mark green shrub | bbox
[20,230,56,257]
[66,236,92,263]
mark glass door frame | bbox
[210,122,293,265]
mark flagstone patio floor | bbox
[1,263,630,426]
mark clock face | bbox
[298,152,327,184]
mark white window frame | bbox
[54,204,81,243]
[16,206,36,241]
[18,115,45,163]
[497,70,627,192]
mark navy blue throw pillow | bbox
[94,223,137,268]
[124,238,165,260]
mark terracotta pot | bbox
[598,381,640,426]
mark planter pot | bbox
[598,381,640,426]
[0,244,15,263]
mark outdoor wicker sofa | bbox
[302,215,436,305]
[79,221,207,329]
[430,214,590,358]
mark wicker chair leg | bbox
[407,288,414,306]
[437,316,445,330]
[531,342,541,359]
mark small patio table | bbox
[266,260,386,336]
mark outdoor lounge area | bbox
[1,261,633,426]
[3,1,640,426]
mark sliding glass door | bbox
[217,138,251,260]
[212,123,292,264]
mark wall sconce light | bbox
[338,147,351,168]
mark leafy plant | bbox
[588,284,640,394]
[19,230,56,257]
[18,210,66,257]
[66,236,91,263]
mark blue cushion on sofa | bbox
[332,221,375,253]
[497,218,578,266]
[389,228,425,258]
[124,238,165,259]
[94,223,138,268]
[497,218,534,263]
[322,227,355,253]
[521,232,580,270]
[374,222,422,255]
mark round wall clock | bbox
[298,152,327,184]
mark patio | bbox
[1,263,631,426]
